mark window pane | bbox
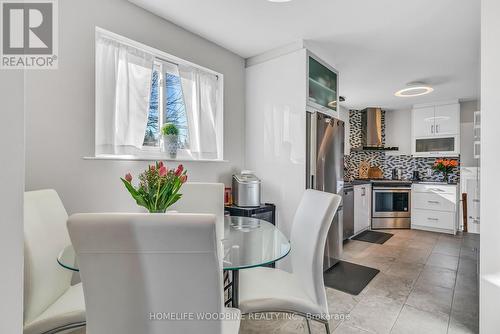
[164,73,189,148]
[143,69,160,147]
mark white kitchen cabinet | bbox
[412,106,435,137]
[411,183,458,234]
[411,101,460,157]
[434,104,460,135]
[354,184,371,234]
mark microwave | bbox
[412,135,460,157]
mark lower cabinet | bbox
[411,184,458,234]
[354,184,371,235]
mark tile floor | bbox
[240,229,480,334]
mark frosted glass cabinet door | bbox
[434,104,460,135]
[308,56,338,111]
[412,106,435,137]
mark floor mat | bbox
[324,261,380,295]
[352,230,393,244]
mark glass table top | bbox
[57,216,290,272]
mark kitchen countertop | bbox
[344,179,459,186]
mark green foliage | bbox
[161,123,179,136]
[121,162,187,213]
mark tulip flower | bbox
[125,173,132,182]
[158,161,164,169]
[180,174,188,184]
[159,166,167,177]
[175,164,184,176]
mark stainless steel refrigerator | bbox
[306,111,345,271]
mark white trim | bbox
[412,99,459,109]
[83,155,227,162]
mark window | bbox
[95,27,223,161]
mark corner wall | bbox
[0,70,24,332]
[480,0,500,332]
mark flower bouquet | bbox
[121,162,187,213]
[432,158,458,183]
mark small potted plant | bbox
[121,162,188,213]
[432,158,458,183]
[162,123,179,159]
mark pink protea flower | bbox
[159,166,167,177]
[125,173,132,182]
[180,174,188,184]
[175,164,184,176]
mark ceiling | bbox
[129,0,480,110]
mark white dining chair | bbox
[170,182,225,238]
[170,182,225,264]
[67,212,240,334]
[238,189,342,334]
[23,189,86,334]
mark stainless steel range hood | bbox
[352,107,399,151]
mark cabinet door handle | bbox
[436,124,439,133]
[428,200,440,204]
[431,125,434,134]
[427,217,439,221]
[362,188,366,196]
[472,199,480,203]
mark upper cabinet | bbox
[412,106,435,137]
[411,101,460,157]
[307,53,339,118]
[434,104,460,135]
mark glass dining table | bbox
[57,216,291,308]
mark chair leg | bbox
[306,318,312,334]
[324,321,331,334]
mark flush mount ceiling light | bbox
[394,82,434,97]
[268,0,293,2]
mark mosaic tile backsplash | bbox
[346,110,460,183]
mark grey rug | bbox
[352,230,393,244]
[324,261,380,295]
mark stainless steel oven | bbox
[372,184,411,229]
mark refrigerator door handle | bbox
[309,112,318,189]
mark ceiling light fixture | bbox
[267,0,293,2]
[394,82,434,97]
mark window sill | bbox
[82,155,227,162]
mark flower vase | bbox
[163,134,178,159]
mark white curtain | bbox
[179,65,221,159]
[95,34,153,155]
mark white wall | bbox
[385,109,412,156]
[24,0,246,214]
[460,100,480,167]
[0,71,24,332]
[480,0,500,332]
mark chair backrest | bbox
[170,182,225,239]
[290,189,341,315]
[23,189,73,324]
[67,213,224,334]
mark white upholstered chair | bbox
[239,189,342,333]
[67,213,240,334]
[24,189,86,334]
[170,182,225,238]
[170,182,225,263]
